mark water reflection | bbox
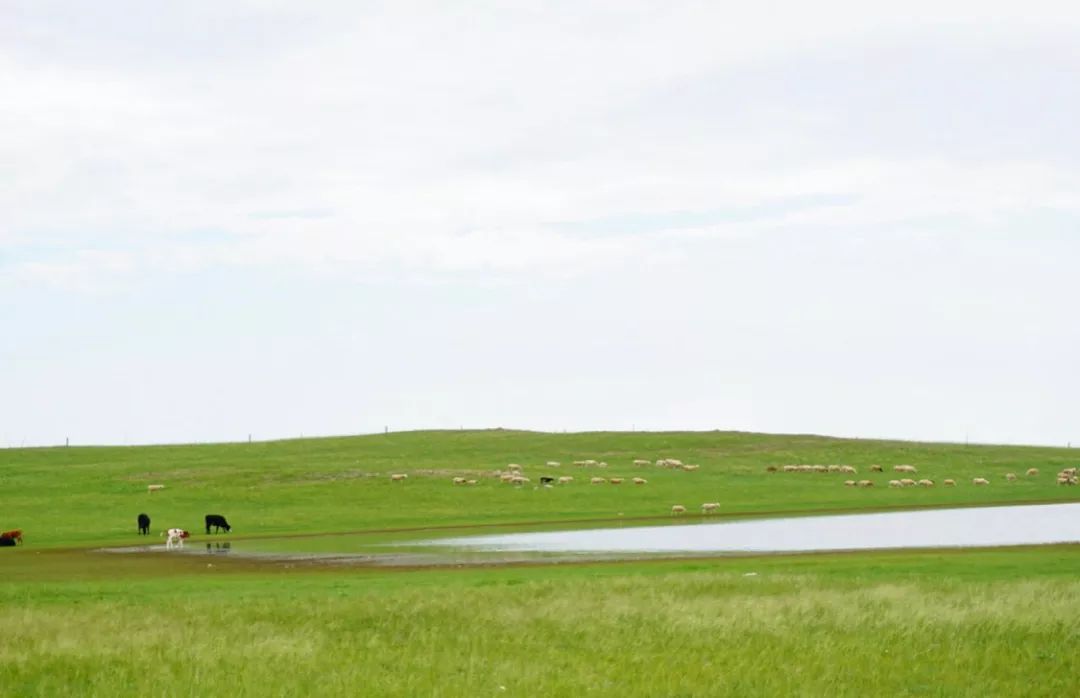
[426,503,1080,554]
[204,542,232,554]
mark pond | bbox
[420,502,1080,554]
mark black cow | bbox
[137,513,151,535]
[0,537,15,548]
[539,476,556,485]
[205,514,231,534]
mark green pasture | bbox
[3,429,1080,696]
[2,429,1077,548]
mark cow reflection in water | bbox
[205,542,232,554]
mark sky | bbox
[3,1,1080,447]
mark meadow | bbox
[2,429,1079,696]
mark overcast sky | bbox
[3,1,1079,447]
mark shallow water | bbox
[424,503,1080,554]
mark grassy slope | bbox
[3,430,1080,696]
[2,429,1078,547]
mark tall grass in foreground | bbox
[2,569,1078,697]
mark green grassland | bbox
[2,429,1080,696]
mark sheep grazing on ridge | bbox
[1026,468,1039,477]
[827,464,841,472]
[917,479,935,487]
[701,502,720,514]
[888,480,902,488]
[609,478,624,485]
[590,477,606,485]
[857,480,874,487]
[632,477,647,485]
[844,480,857,487]
[943,479,956,486]
[557,476,574,484]
[894,465,917,474]
[839,465,857,474]
[813,465,828,473]
[1005,473,1017,482]
[671,505,687,515]
[390,473,408,482]
[899,478,917,487]
[972,477,990,486]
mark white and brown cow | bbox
[163,528,190,550]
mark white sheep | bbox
[147,484,165,493]
[894,465,917,474]
[857,480,874,487]
[943,479,956,486]
[452,477,466,485]
[701,502,720,513]
[917,479,935,487]
[1026,468,1039,476]
[839,465,857,474]
[671,505,687,515]
[972,477,989,486]
[633,459,651,466]
[507,464,522,472]
[590,477,606,485]
[681,464,700,472]
[1005,473,1017,481]
[888,480,902,488]
[390,473,408,482]
[609,477,624,485]
[632,477,648,485]
[557,476,574,484]
[546,461,561,467]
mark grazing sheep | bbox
[633,459,651,466]
[671,505,687,515]
[917,479,935,487]
[1005,473,1017,482]
[632,477,647,485]
[507,464,522,472]
[500,473,516,483]
[972,477,990,486]
[856,480,874,487]
[609,478,624,485]
[839,465,857,474]
[1026,468,1039,476]
[888,480,902,488]
[557,476,574,484]
[681,464,700,472]
[1063,467,1078,476]
[1057,475,1077,486]
[893,465,917,474]
[390,473,408,482]
[943,479,956,486]
[510,476,530,485]
[701,502,720,514]
[598,462,608,468]
[465,479,478,485]
[845,480,857,487]
[452,477,467,485]
[813,465,828,473]
[590,477,606,485]
[899,478,917,487]
[573,460,587,467]
[782,465,798,472]
[827,464,841,472]
[147,484,165,493]
[546,461,561,467]
[583,460,598,467]
[870,465,884,473]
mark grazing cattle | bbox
[539,476,556,486]
[205,514,231,534]
[147,484,165,493]
[0,529,23,545]
[137,513,151,535]
[671,505,687,515]
[163,528,190,550]
[0,537,15,548]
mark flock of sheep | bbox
[382,457,1079,518]
[770,462,1079,488]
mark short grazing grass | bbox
[3,429,1080,696]
[2,429,1077,547]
